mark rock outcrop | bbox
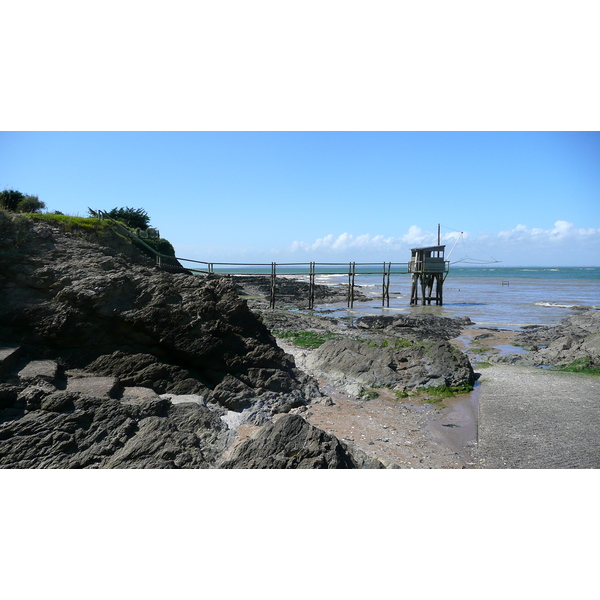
[1,211,355,468]
[509,310,600,368]
[305,337,474,394]
[0,391,231,469]
[221,413,385,469]
[234,275,368,308]
[356,314,474,341]
[0,211,317,415]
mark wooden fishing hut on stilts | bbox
[408,244,449,305]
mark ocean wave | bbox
[316,274,346,280]
[534,301,599,309]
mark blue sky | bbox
[1,131,599,266]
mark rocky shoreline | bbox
[1,210,598,468]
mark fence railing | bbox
[174,258,412,309]
[93,209,417,309]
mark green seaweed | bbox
[275,330,338,349]
[554,357,600,376]
[359,388,380,400]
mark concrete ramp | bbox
[477,365,600,468]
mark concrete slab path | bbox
[477,365,600,468]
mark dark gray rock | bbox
[306,338,474,391]
[17,382,57,410]
[221,413,385,469]
[0,211,318,415]
[17,360,59,383]
[120,387,161,404]
[66,376,120,399]
[0,347,23,375]
[356,314,473,341]
[0,393,231,469]
[234,275,367,308]
[512,311,600,367]
[40,391,77,413]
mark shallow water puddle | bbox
[425,383,481,466]
[493,344,529,355]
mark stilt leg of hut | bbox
[269,262,276,309]
[410,274,418,305]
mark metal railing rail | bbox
[174,258,412,309]
[92,209,433,309]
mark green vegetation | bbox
[470,345,495,354]
[394,337,414,349]
[4,194,178,264]
[359,388,380,401]
[135,236,176,257]
[24,212,109,233]
[367,339,389,348]
[93,206,151,230]
[275,330,338,349]
[1,189,45,213]
[422,383,474,403]
[554,357,600,376]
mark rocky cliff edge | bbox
[0,211,380,468]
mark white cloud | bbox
[291,226,467,256]
[498,220,600,243]
[291,232,409,254]
[288,221,600,265]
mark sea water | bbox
[309,266,600,329]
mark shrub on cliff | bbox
[0,189,46,213]
[141,236,176,257]
[101,206,151,230]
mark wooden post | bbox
[269,262,276,309]
[347,262,356,308]
[382,262,386,307]
[382,262,391,307]
[308,262,316,309]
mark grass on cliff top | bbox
[21,212,176,258]
[23,212,109,232]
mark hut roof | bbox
[410,245,445,253]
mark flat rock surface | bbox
[0,347,22,373]
[66,376,120,399]
[477,365,600,468]
[18,360,58,382]
[120,386,161,404]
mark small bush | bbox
[141,237,176,257]
[1,189,45,213]
[101,206,151,230]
